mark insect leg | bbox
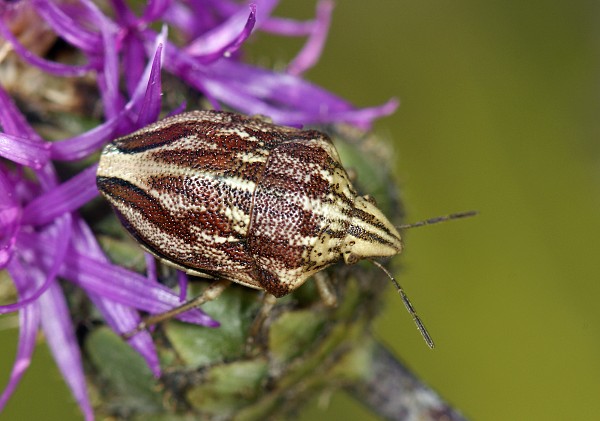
[245,293,277,351]
[122,279,231,339]
[314,272,337,307]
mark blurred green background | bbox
[2,1,600,420]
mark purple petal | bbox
[56,253,218,326]
[0,168,20,267]
[158,48,391,128]
[96,14,123,120]
[165,0,233,39]
[206,59,350,112]
[184,4,256,63]
[0,259,41,412]
[145,253,158,284]
[134,38,164,127]
[33,0,102,53]
[0,208,19,266]
[128,28,167,111]
[0,19,93,77]
[178,271,189,302]
[0,214,71,314]
[203,60,398,128]
[168,101,188,117]
[51,30,169,161]
[38,281,94,421]
[325,98,400,128]
[161,2,197,36]
[107,0,136,26]
[13,234,219,327]
[249,0,280,27]
[0,87,41,139]
[0,299,39,411]
[0,134,50,169]
[259,16,313,35]
[200,0,246,17]
[122,33,148,97]
[50,112,124,161]
[22,165,98,226]
[10,226,93,420]
[142,0,173,23]
[92,296,161,377]
[286,0,333,76]
[72,220,161,376]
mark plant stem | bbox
[346,340,469,421]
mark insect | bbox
[97,110,474,347]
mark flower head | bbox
[0,1,397,419]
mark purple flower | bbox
[0,1,397,419]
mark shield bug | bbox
[97,110,474,347]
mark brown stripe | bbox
[97,176,254,272]
[112,120,200,153]
[143,175,251,237]
[149,148,266,183]
[347,208,399,247]
[249,236,308,268]
[96,176,192,251]
[256,267,290,297]
[111,111,329,155]
[97,176,172,231]
[257,141,337,200]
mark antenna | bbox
[380,209,477,348]
[371,259,435,349]
[397,210,478,230]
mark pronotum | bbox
[96,110,473,347]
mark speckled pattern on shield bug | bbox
[97,110,443,347]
